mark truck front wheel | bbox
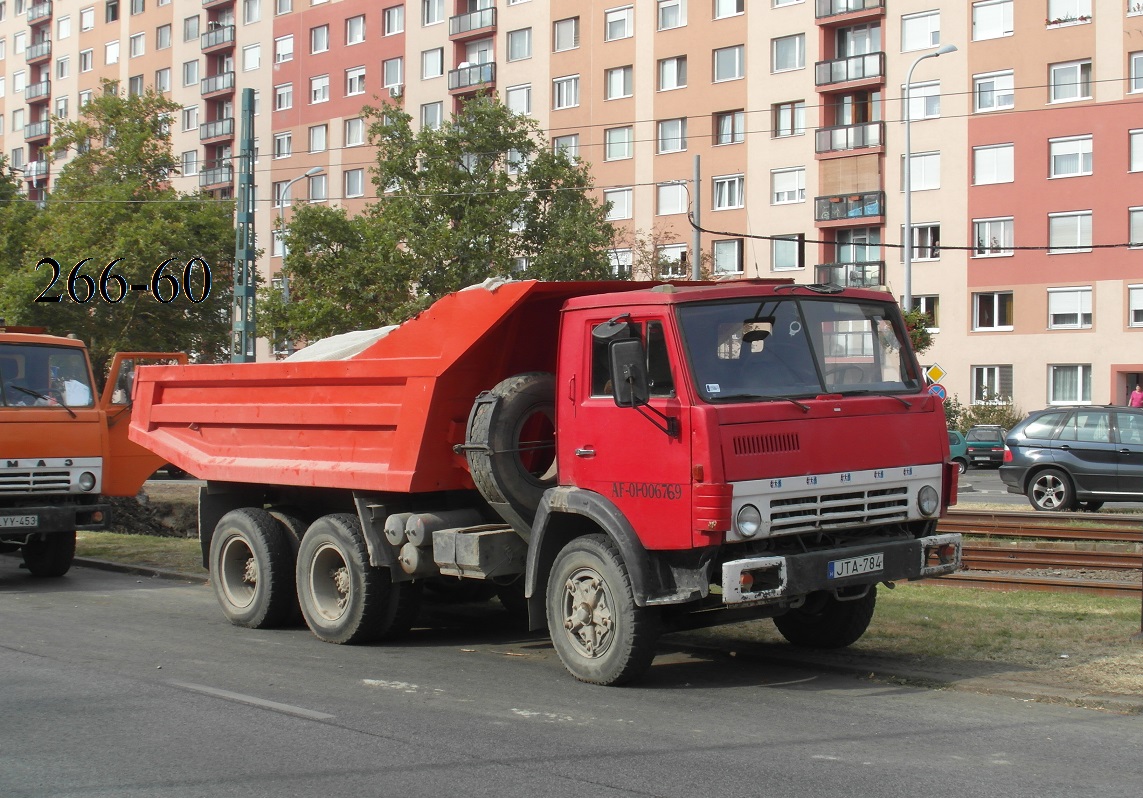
[546,535,659,686]
[210,509,297,629]
[773,587,877,649]
[296,514,420,645]
[22,531,76,578]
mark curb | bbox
[73,556,209,585]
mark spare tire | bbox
[466,372,556,524]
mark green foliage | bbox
[901,307,934,355]
[267,93,618,341]
[942,392,966,431]
[958,391,1025,431]
[0,81,234,378]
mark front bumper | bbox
[720,533,962,604]
[0,502,109,539]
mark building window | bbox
[157,24,171,50]
[1131,208,1143,248]
[105,41,120,65]
[972,365,1013,403]
[81,7,95,30]
[1050,60,1092,102]
[384,5,404,35]
[772,101,805,137]
[604,127,633,160]
[714,174,745,209]
[128,75,144,95]
[904,152,940,191]
[973,291,1014,331]
[183,15,200,42]
[383,58,403,88]
[605,6,633,42]
[1128,285,1143,326]
[909,295,940,330]
[310,25,329,54]
[903,224,940,261]
[309,174,327,202]
[605,66,633,100]
[1048,287,1092,329]
[183,60,199,87]
[242,44,261,71]
[1049,135,1092,178]
[553,17,579,52]
[604,187,632,221]
[310,75,329,103]
[421,101,443,129]
[505,84,531,115]
[658,56,686,90]
[416,49,441,80]
[1132,130,1143,172]
[422,0,444,26]
[658,245,687,278]
[79,50,93,75]
[553,75,579,109]
[1049,365,1091,404]
[57,57,70,80]
[1048,211,1092,253]
[772,34,805,72]
[273,132,292,159]
[972,0,1013,41]
[182,150,198,176]
[129,32,145,58]
[275,35,293,63]
[554,134,579,162]
[276,0,292,13]
[713,239,744,274]
[346,15,365,45]
[181,105,199,131]
[154,67,170,92]
[713,45,744,82]
[243,0,260,24]
[658,0,685,30]
[345,169,365,198]
[905,81,941,121]
[107,0,120,23]
[275,83,293,110]
[714,0,743,20]
[346,67,365,96]
[771,236,800,272]
[973,144,1014,184]
[770,168,804,205]
[507,29,531,62]
[345,117,364,146]
[309,124,327,153]
[714,110,745,145]
[902,10,940,52]
[974,71,1014,112]
[973,217,1014,256]
[657,182,687,215]
[657,118,686,153]
[1047,0,1091,25]
[609,249,633,278]
[1130,52,1143,93]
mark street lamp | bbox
[903,43,957,311]
[276,165,324,299]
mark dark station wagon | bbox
[964,425,1007,468]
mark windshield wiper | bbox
[835,389,912,408]
[12,385,78,418]
[711,393,811,413]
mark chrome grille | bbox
[767,485,909,535]
[0,470,71,493]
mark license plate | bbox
[828,552,884,579]
[973,456,991,460]
[0,514,39,529]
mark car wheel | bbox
[1027,468,1076,512]
[954,458,968,475]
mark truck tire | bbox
[296,513,420,645]
[22,531,76,578]
[546,534,659,686]
[467,372,556,523]
[210,509,297,629]
[773,587,877,649]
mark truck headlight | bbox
[78,472,96,491]
[918,485,939,517]
[736,504,762,538]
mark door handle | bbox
[575,447,595,458]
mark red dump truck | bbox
[128,279,961,684]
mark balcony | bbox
[25,160,50,181]
[450,7,496,40]
[814,191,885,225]
[199,165,233,189]
[448,62,496,93]
[815,0,884,20]
[202,0,232,6]
[201,71,235,97]
[815,52,885,87]
[25,40,51,64]
[815,121,884,155]
[26,80,52,101]
[201,25,236,53]
[815,261,885,289]
[199,117,235,142]
[24,120,51,142]
[28,1,53,24]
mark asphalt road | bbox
[954,466,1143,511]
[2,559,1142,798]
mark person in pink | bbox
[1130,385,1143,408]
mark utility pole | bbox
[231,88,256,363]
[691,155,702,281]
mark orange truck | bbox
[128,279,961,685]
[0,324,181,576]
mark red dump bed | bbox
[129,280,656,493]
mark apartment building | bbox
[1,0,1140,412]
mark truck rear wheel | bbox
[467,372,556,523]
[296,513,420,645]
[22,531,76,578]
[210,509,297,629]
[773,587,877,649]
[546,534,659,686]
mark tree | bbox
[263,93,617,342]
[901,307,934,356]
[0,81,235,378]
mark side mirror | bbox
[609,338,649,408]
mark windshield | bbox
[0,343,95,408]
[677,297,921,403]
